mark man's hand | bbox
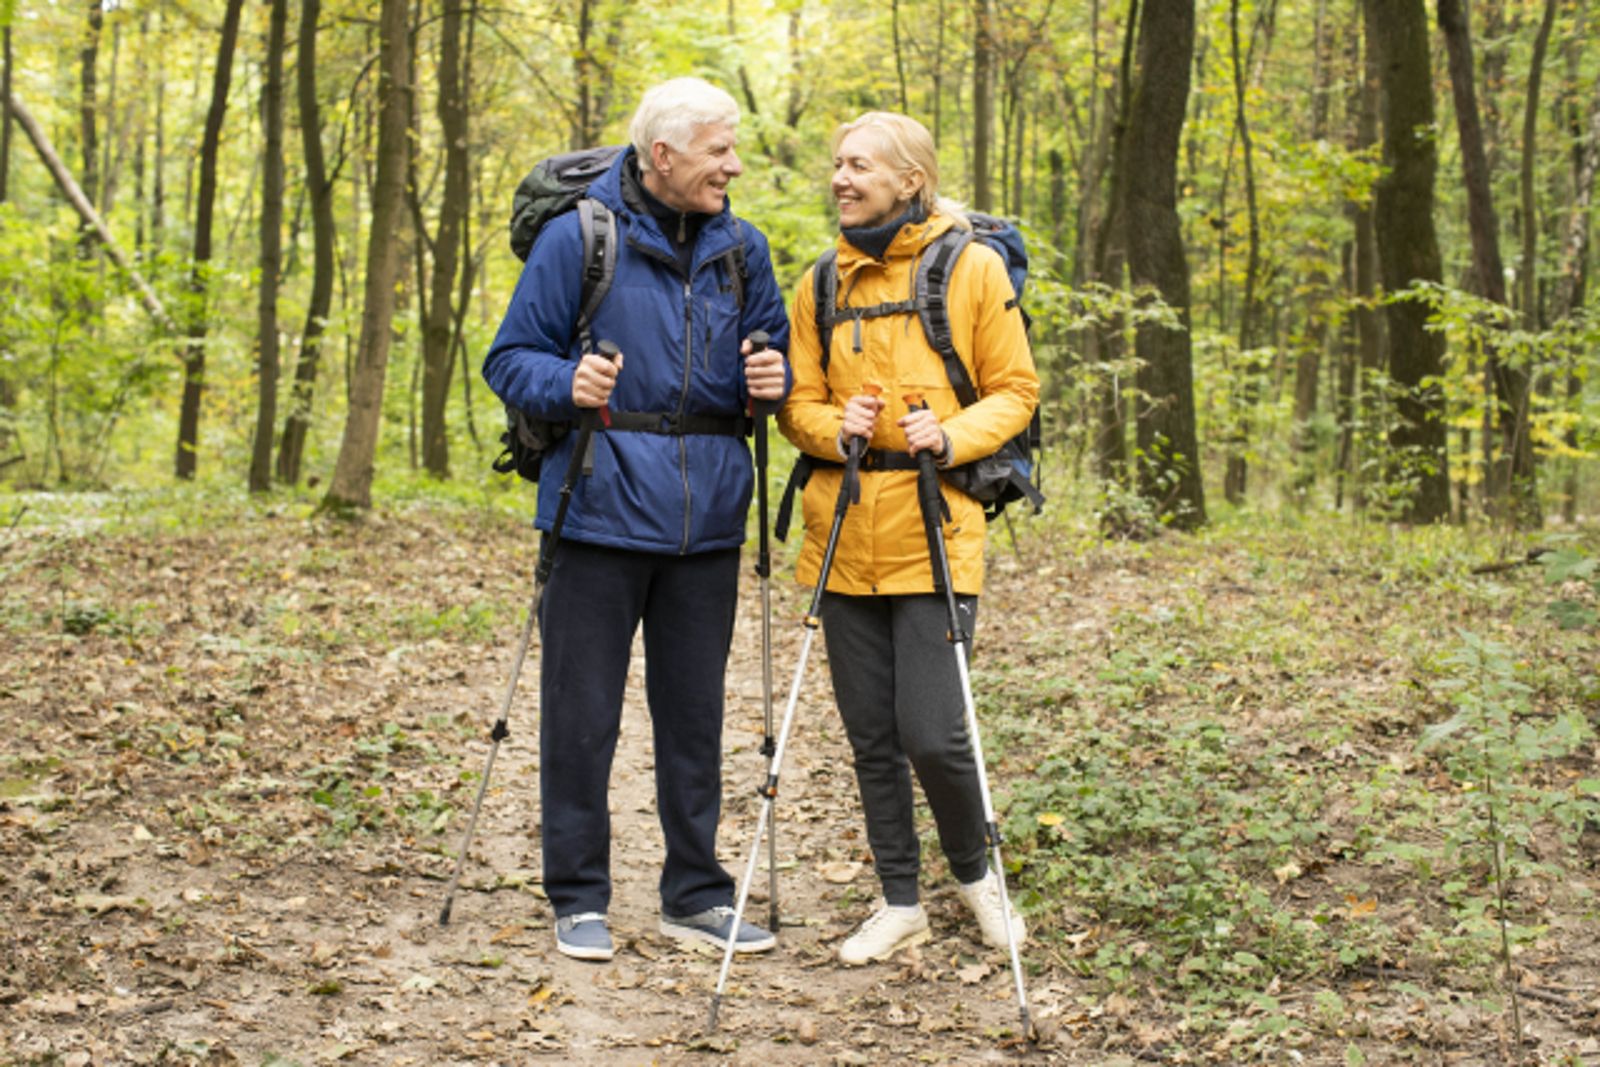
[742,339,786,402]
[571,349,623,408]
[898,407,948,458]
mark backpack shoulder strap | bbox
[915,227,979,407]
[722,231,749,311]
[574,198,616,352]
[812,249,840,375]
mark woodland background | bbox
[0,0,1596,524]
[3,0,1600,1064]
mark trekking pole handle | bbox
[591,340,619,426]
[745,331,771,419]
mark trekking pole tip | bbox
[437,899,453,927]
[707,995,722,1031]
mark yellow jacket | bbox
[777,212,1040,596]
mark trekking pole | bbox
[743,330,781,935]
[906,393,1033,1039]
[708,412,871,1031]
[439,340,620,928]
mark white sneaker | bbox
[838,902,931,965]
[958,870,1027,949]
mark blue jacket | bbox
[484,148,791,554]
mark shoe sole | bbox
[839,926,931,966]
[659,919,776,954]
[555,939,615,962]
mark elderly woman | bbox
[777,112,1039,964]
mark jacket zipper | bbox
[626,233,722,555]
[679,277,694,554]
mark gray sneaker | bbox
[555,912,614,961]
[660,905,776,953]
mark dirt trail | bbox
[1,512,1079,1066]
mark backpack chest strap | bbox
[820,299,920,353]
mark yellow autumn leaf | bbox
[1037,812,1065,828]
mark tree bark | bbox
[1438,0,1539,526]
[1291,0,1333,492]
[1,27,10,204]
[175,0,245,480]
[322,0,411,511]
[972,0,995,211]
[1223,0,1265,504]
[419,0,469,478]
[1520,0,1557,327]
[250,0,289,493]
[1126,0,1205,528]
[277,0,337,486]
[1366,0,1451,523]
[78,0,102,257]
[1089,0,1138,486]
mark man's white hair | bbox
[629,77,740,160]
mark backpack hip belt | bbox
[604,410,748,437]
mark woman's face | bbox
[831,129,921,230]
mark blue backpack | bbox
[775,213,1043,539]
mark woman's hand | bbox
[841,392,886,442]
[571,349,623,408]
[899,406,948,459]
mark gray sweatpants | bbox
[819,591,989,906]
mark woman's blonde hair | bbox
[831,111,971,230]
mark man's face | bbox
[651,122,743,215]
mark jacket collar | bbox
[589,145,743,273]
[834,210,956,280]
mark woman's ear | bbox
[898,169,926,204]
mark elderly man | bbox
[483,77,790,962]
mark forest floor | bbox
[2,491,1598,1066]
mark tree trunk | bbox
[1223,0,1265,505]
[0,26,10,204]
[250,0,289,493]
[1438,0,1539,526]
[419,0,469,478]
[1291,0,1333,494]
[1366,0,1451,523]
[322,0,411,511]
[1089,0,1138,487]
[152,8,166,246]
[892,0,909,112]
[277,0,336,486]
[1338,9,1385,511]
[1500,0,1557,524]
[972,0,995,211]
[78,0,102,258]
[175,0,245,480]
[1126,0,1206,528]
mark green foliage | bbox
[980,511,1598,1021]
[1538,544,1599,630]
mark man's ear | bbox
[650,140,674,176]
